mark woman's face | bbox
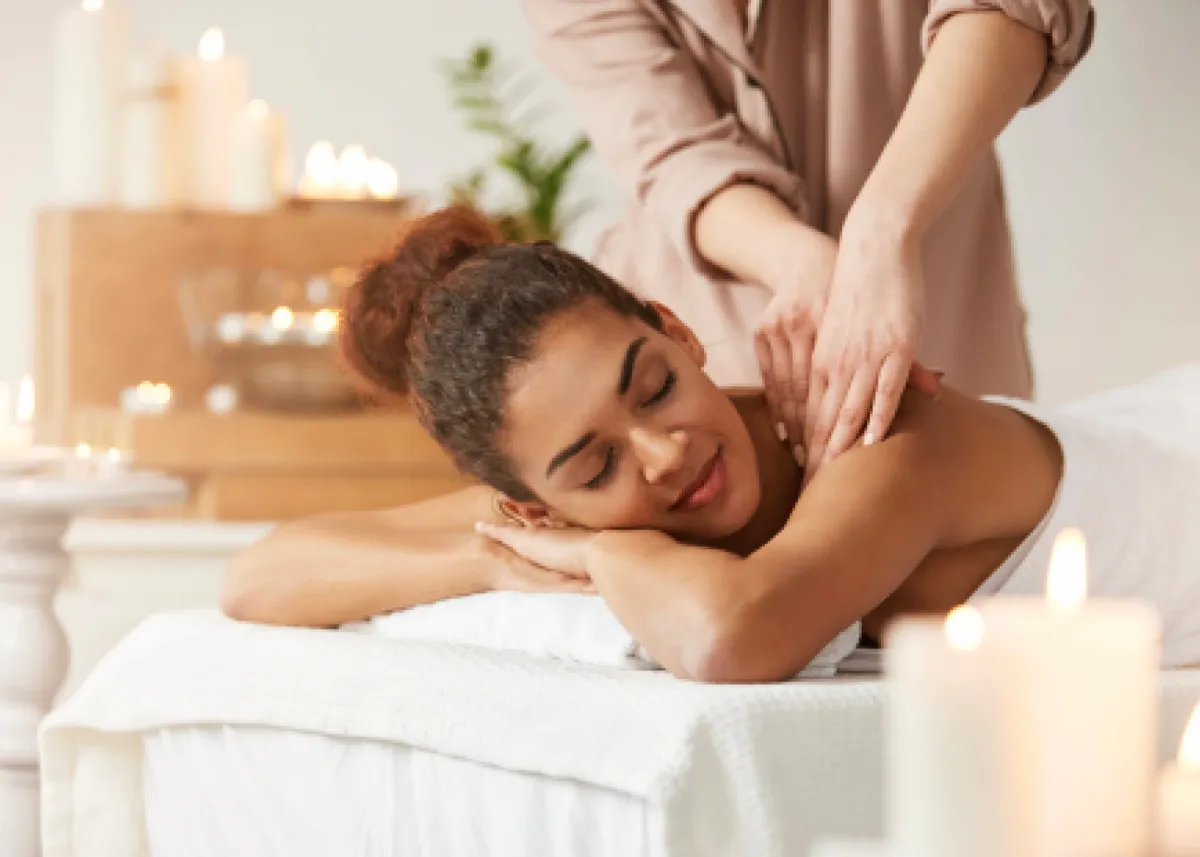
[499,302,761,541]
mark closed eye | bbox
[642,369,676,407]
[584,448,616,491]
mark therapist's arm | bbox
[848,11,1048,240]
[806,10,1069,472]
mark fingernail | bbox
[474,521,489,532]
[792,445,805,466]
[775,421,787,442]
[863,432,877,447]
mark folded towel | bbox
[344,592,861,678]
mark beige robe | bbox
[522,0,1095,396]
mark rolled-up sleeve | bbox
[522,0,805,274]
[923,0,1096,103]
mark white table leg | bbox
[0,513,71,857]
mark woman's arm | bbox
[806,2,1093,469]
[220,486,589,628]
[583,390,1062,682]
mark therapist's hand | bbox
[754,232,838,452]
[804,213,925,477]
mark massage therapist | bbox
[522,0,1094,474]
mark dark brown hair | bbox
[340,206,662,501]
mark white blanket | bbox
[345,591,861,677]
[977,365,1200,667]
[42,610,885,857]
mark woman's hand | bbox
[476,522,599,584]
[754,231,839,451]
[803,212,925,477]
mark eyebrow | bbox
[544,337,647,479]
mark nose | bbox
[630,427,689,484]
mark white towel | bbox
[345,592,861,678]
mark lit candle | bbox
[229,99,278,212]
[178,27,249,208]
[51,0,127,205]
[885,606,1019,857]
[0,376,34,460]
[981,528,1161,857]
[119,381,173,415]
[366,157,399,200]
[1157,703,1200,857]
[299,141,339,198]
[337,144,368,198]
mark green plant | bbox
[442,44,592,244]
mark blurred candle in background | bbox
[52,0,127,205]
[178,27,248,208]
[229,99,277,211]
[120,52,181,208]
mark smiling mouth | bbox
[670,447,725,512]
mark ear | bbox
[647,301,706,369]
[495,496,572,529]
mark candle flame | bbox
[75,442,92,460]
[1180,703,1200,769]
[944,605,984,651]
[271,306,294,330]
[81,0,104,11]
[105,447,122,463]
[366,158,399,200]
[199,27,225,62]
[303,141,339,193]
[16,375,34,425]
[338,144,369,194]
[246,99,269,122]
[1046,527,1087,613]
[313,309,339,333]
[153,383,172,406]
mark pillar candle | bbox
[980,528,1161,857]
[229,100,277,212]
[119,53,181,208]
[51,0,127,206]
[178,27,248,208]
[885,606,1020,857]
[1157,703,1200,857]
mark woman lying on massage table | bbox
[221,206,1200,681]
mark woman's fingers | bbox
[863,351,913,451]
[822,363,880,464]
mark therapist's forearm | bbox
[853,11,1046,240]
[693,182,835,294]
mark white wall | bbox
[1,0,1197,404]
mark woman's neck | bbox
[711,389,803,557]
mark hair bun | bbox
[340,206,501,400]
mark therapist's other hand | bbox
[754,232,838,451]
[805,214,925,477]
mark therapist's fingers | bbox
[804,368,847,480]
[822,363,880,465]
[784,327,815,450]
[754,331,782,430]
[758,327,794,440]
[863,351,914,450]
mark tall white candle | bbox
[981,528,1161,857]
[1157,703,1200,857]
[51,0,127,206]
[229,100,277,212]
[178,27,248,208]
[885,606,1020,857]
[119,53,181,208]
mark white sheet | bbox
[143,726,652,857]
[42,610,891,857]
[344,590,862,677]
[978,365,1200,667]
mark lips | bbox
[670,447,725,512]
